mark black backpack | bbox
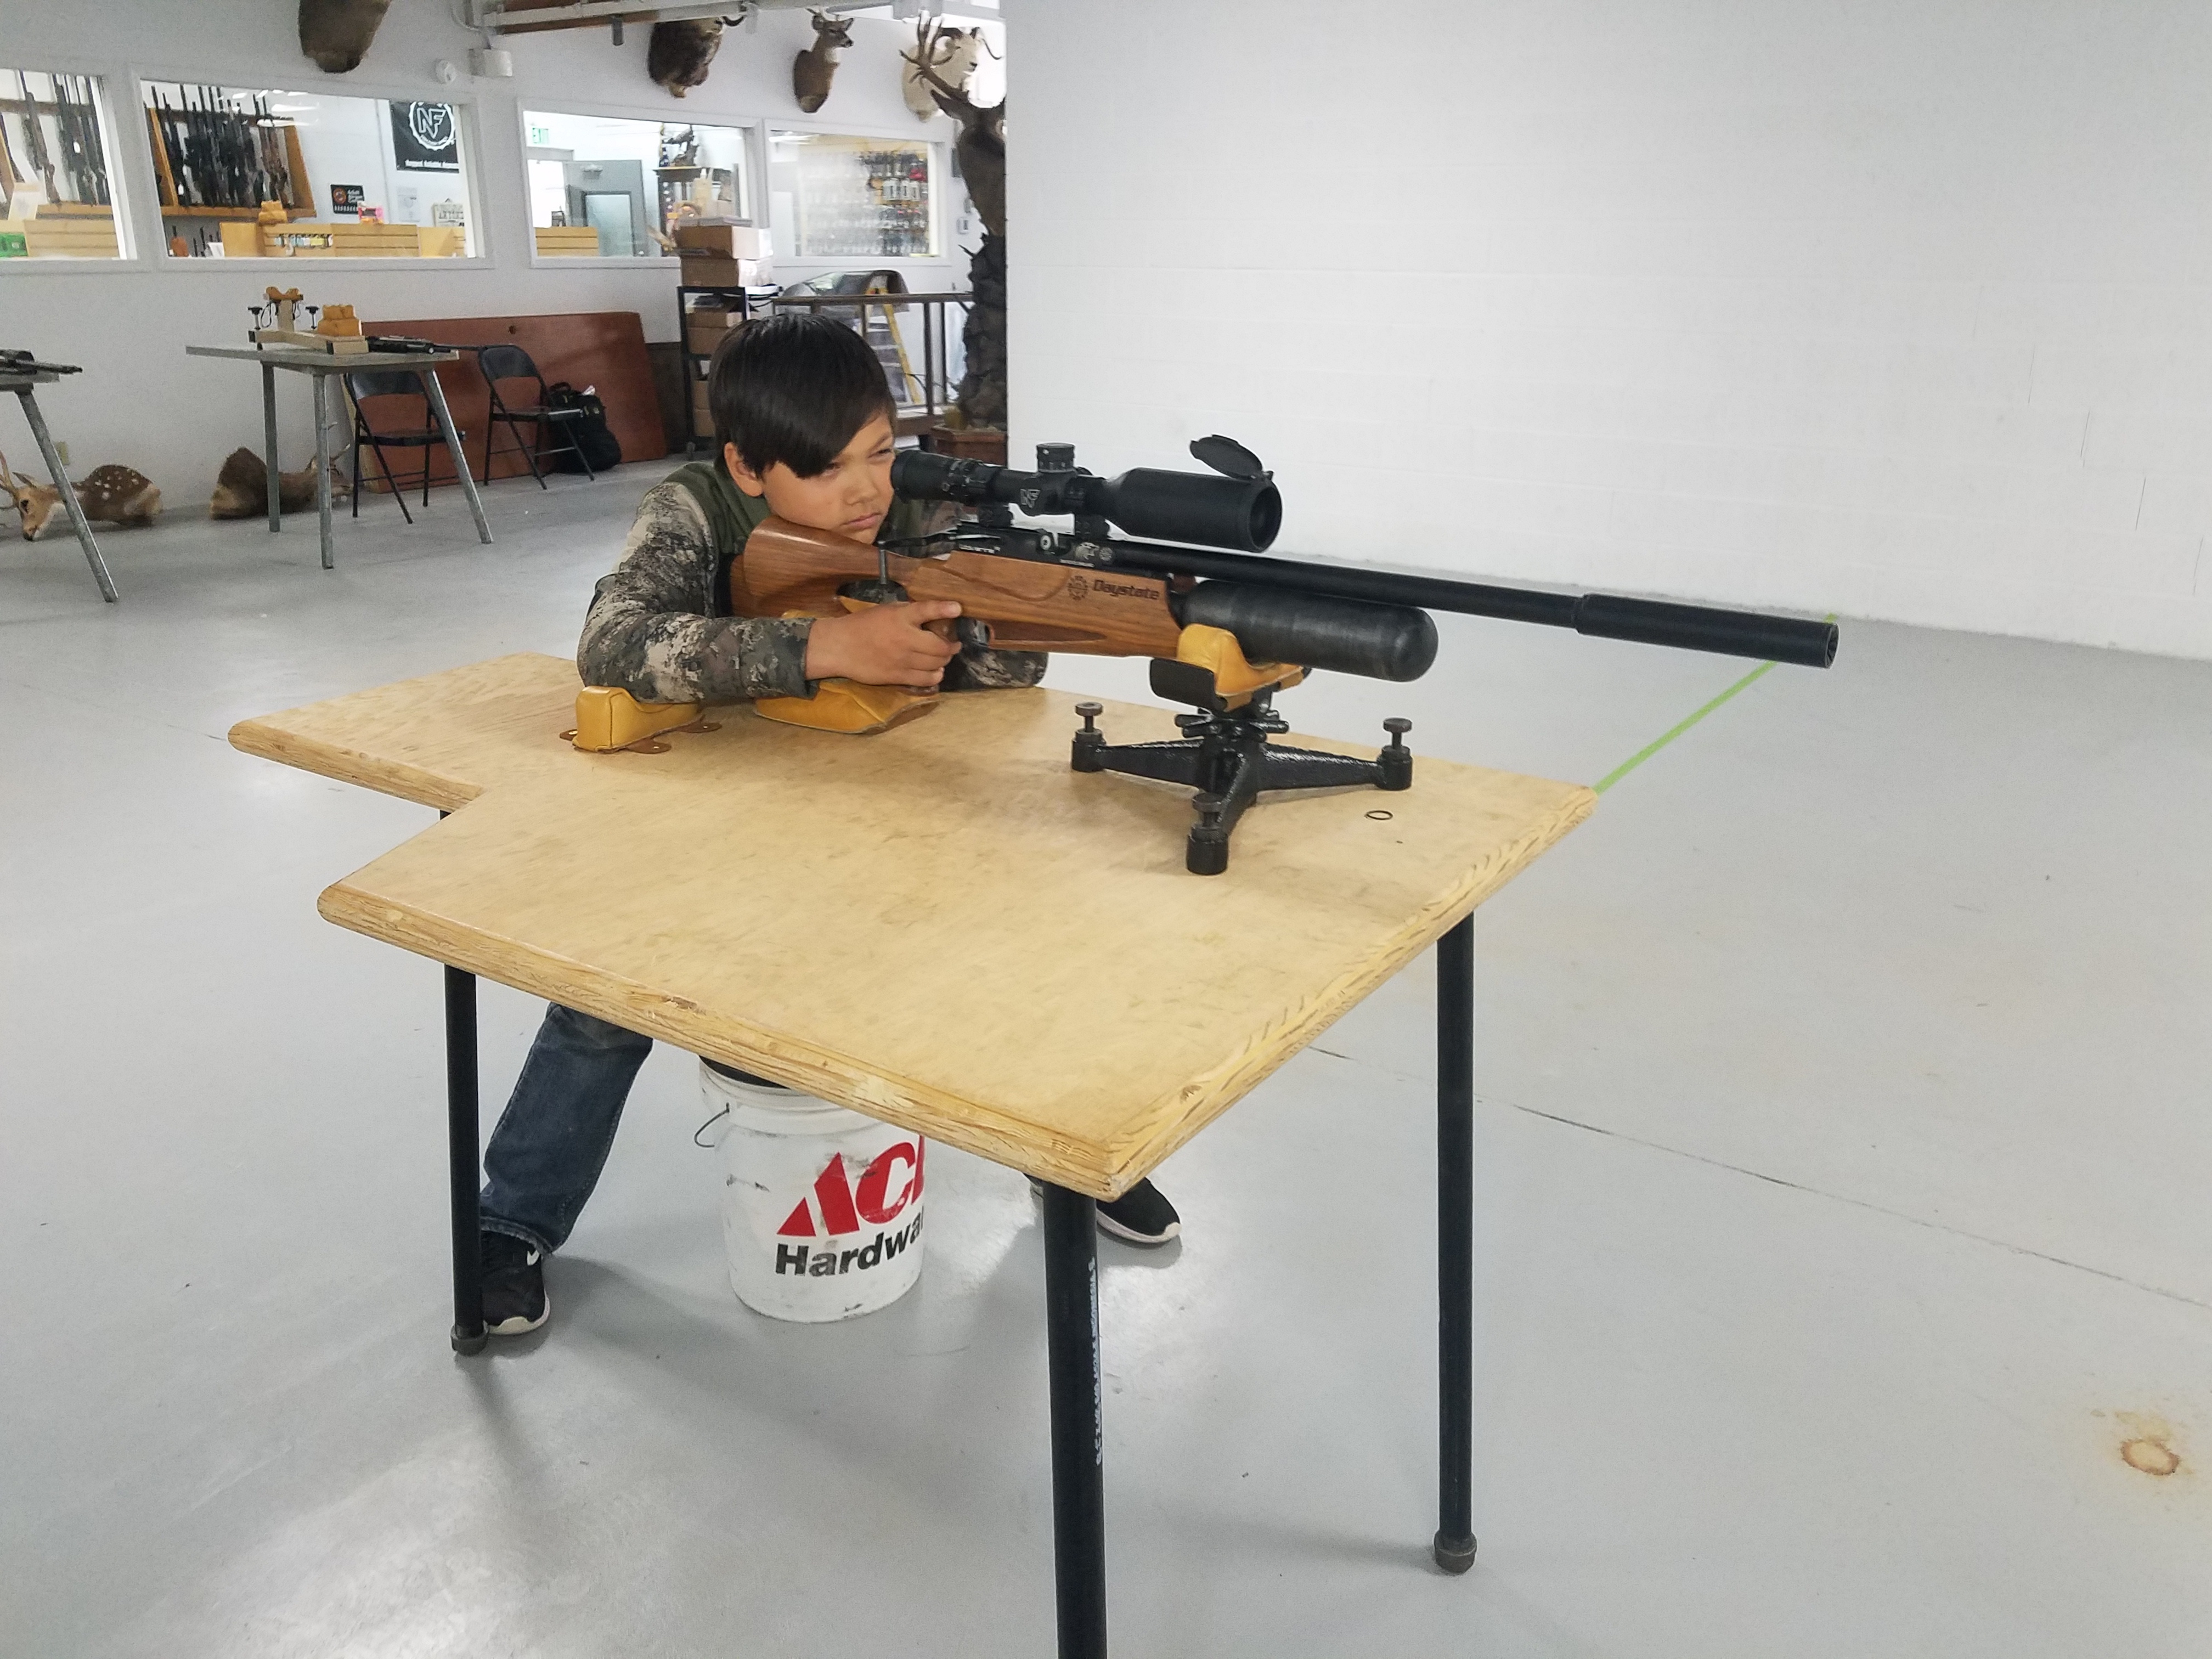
[546,381,623,473]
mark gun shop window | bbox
[139,84,478,258]
[770,131,939,261]
[0,69,128,261]
[524,111,751,259]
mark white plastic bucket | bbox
[702,1060,926,1323]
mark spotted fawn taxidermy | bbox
[0,447,161,540]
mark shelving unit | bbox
[676,280,772,454]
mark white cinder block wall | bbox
[1006,0,2212,657]
[1,0,961,489]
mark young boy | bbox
[476,313,1182,1336]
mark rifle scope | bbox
[892,446,1282,554]
[894,440,1838,669]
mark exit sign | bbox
[528,122,551,146]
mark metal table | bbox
[1,370,118,602]
[184,346,492,571]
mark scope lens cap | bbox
[1189,434,1270,481]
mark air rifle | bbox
[573,437,1837,874]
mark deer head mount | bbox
[651,17,744,99]
[901,20,992,123]
[298,0,393,74]
[792,10,854,115]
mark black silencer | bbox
[1176,582,1437,682]
[1570,595,1837,668]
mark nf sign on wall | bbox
[390,102,459,172]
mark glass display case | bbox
[769,131,936,260]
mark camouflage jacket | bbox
[577,466,1047,704]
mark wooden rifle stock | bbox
[733,516,1184,658]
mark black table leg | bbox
[1435,914,1478,1573]
[447,963,487,1356]
[1042,1183,1107,1657]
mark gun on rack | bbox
[0,350,83,377]
[574,437,1838,874]
[16,71,58,202]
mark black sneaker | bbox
[1031,1177,1182,1247]
[1099,1178,1181,1246]
[482,1231,549,1335]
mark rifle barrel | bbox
[1092,539,1838,668]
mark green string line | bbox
[1591,658,1776,794]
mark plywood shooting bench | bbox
[231,653,1595,1657]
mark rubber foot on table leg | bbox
[451,1324,488,1357]
[1432,1531,1478,1575]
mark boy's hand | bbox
[804,600,963,688]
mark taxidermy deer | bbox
[915,58,1005,239]
[209,447,348,520]
[792,11,854,114]
[901,21,990,122]
[650,18,736,98]
[298,0,393,74]
[0,448,160,540]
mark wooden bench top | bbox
[233,654,1593,1195]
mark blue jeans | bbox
[479,1003,653,1254]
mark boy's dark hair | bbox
[709,312,895,479]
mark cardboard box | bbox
[675,223,769,259]
[687,323,740,357]
[686,304,742,328]
[678,254,766,288]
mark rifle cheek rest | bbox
[1175,582,1438,684]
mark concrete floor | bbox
[3,476,2209,1657]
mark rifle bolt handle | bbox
[1384,717,1412,738]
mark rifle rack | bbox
[1070,687,1413,876]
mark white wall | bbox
[1007,0,2212,657]
[2,0,961,487]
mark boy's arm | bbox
[578,483,814,704]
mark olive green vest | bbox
[662,458,772,620]
[663,455,932,619]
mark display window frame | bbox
[0,52,141,272]
[517,99,764,272]
[126,67,491,269]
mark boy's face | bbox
[725,413,895,545]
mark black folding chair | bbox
[346,369,465,524]
[475,344,593,487]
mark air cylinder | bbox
[1175,583,1437,681]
